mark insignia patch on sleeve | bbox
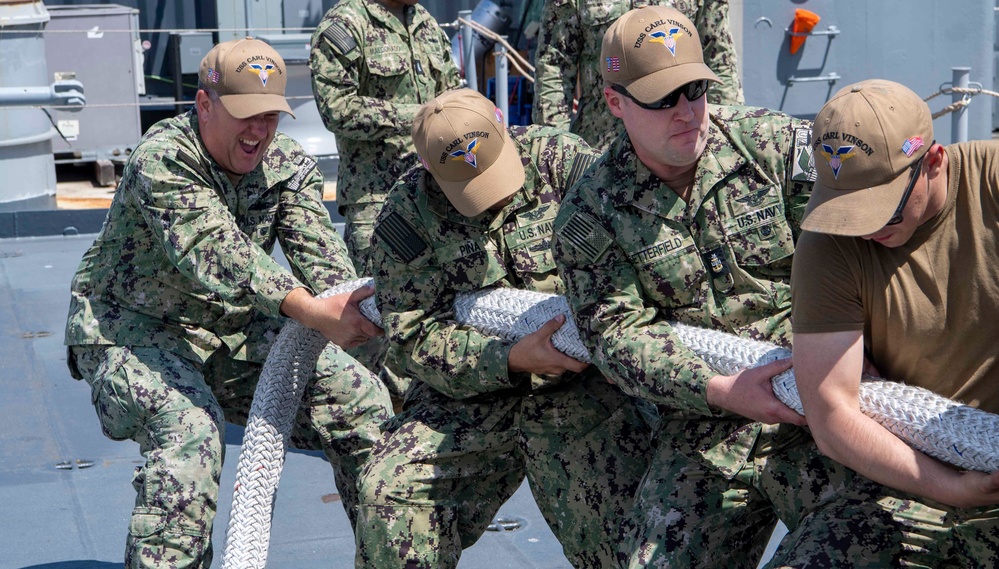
[790,127,816,182]
[559,211,611,264]
[323,23,357,55]
[565,152,598,191]
[287,155,317,191]
[375,211,428,264]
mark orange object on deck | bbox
[790,9,821,55]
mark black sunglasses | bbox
[885,150,929,226]
[611,80,709,110]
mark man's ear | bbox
[194,89,211,120]
[603,85,626,119]
[923,143,945,177]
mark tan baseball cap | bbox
[601,5,719,104]
[801,79,933,236]
[412,89,525,217]
[199,37,294,119]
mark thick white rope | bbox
[667,322,999,473]
[221,281,368,569]
[223,280,999,568]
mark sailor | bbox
[64,38,392,567]
[357,88,653,568]
[309,0,463,406]
[549,6,875,567]
[533,0,743,150]
[791,79,999,567]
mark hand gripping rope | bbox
[222,279,999,568]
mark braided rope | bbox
[223,281,999,568]
[221,280,371,569]
[669,322,999,473]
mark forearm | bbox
[593,320,717,414]
[795,331,976,507]
[392,312,521,399]
[811,404,971,505]
[279,286,317,324]
[565,271,716,411]
[314,74,421,141]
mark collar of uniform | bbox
[364,1,429,33]
[610,133,688,222]
[624,116,751,220]
[187,110,239,192]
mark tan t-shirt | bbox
[792,141,999,413]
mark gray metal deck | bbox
[0,233,574,568]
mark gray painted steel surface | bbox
[0,0,57,212]
[740,0,994,145]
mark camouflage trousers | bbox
[342,201,411,407]
[70,341,393,569]
[622,418,999,568]
[354,375,654,568]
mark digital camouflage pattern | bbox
[71,342,390,568]
[533,0,744,149]
[66,112,357,362]
[357,125,653,568]
[309,0,461,267]
[552,105,817,566]
[626,420,999,568]
[65,111,393,567]
[310,0,461,403]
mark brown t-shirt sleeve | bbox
[791,229,867,334]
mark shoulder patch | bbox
[558,211,611,264]
[565,152,598,191]
[323,23,357,55]
[175,148,212,185]
[287,155,317,191]
[790,126,816,183]
[375,211,428,264]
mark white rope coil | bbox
[223,281,999,568]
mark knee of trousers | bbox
[355,504,462,569]
[136,407,226,493]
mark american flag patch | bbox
[901,136,924,157]
[606,57,620,72]
[206,67,221,83]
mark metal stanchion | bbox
[459,11,478,92]
[494,35,508,125]
[951,67,970,143]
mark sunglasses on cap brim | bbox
[611,80,709,110]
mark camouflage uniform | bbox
[551,105,866,567]
[309,0,461,272]
[358,125,653,568]
[533,0,743,150]
[310,0,461,403]
[64,111,393,568]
